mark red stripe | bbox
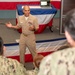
[0,1,61,10]
[51,1,61,9]
[0,2,40,10]
[7,51,54,62]
[35,19,53,34]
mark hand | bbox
[29,25,35,31]
[5,22,12,28]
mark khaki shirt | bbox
[17,14,39,35]
[0,56,27,75]
[38,47,75,75]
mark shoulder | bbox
[7,58,27,75]
[40,47,75,67]
[0,56,26,75]
[18,15,24,19]
[30,14,37,19]
[41,47,75,62]
[7,58,25,68]
[8,58,20,63]
[38,47,75,75]
[40,47,75,65]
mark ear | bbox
[2,46,6,56]
[65,31,75,46]
[23,9,24,13]
[3,46,6,51]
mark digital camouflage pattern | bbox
[38,47,75,75]
[0,56,27,75]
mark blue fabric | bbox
[17,4,57,15]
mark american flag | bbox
[0,0,61,62]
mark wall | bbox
[63,0,75,14]
[0,0,61,18]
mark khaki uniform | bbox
[0,56,26,75]
[17,14,39,66]
[38,47,75,75]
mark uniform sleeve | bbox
[38,48,75,75]
[9,59,27,75]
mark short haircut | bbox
[0,37,3,55]
[64,9,75,40]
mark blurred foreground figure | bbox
[0,37,27,75]
[33,54,44,69]
[38,9,75,75]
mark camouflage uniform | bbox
[38,47,75,75]
[0,56,27,75]
[27,68,38,75]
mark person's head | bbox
[23,5,30,17]
[0,37,4,55]
[64,9,75,47]
[33,54,44,69]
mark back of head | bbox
[64,9,75,40]
[0,37,3,55]
[33,54,44,68]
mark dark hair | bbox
[0,37,3,55]
[64,9,75,40]
[57,44,71,51]
[33,54,44,68]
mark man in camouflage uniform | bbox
[38,9,75,75]
[0,37,27,75]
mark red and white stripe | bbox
[0,0,61,62]
[0,0,61,10]
[5,39,65,62]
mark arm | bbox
[5,22,21,29]
[29,17,39,31]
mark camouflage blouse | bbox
[38,47,75,75]
[0,56,27,75]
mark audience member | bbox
[0,37,27,75]
[27,54,44,75]
[33,54,44,69]
[0,36,44,75]
[38,9,75,75]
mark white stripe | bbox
[0,0,40,2]
[35,14,54,24]
[0,0,61,2]
[4,40,66,56]
[51,0,61,1]
[16,12,54,25]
